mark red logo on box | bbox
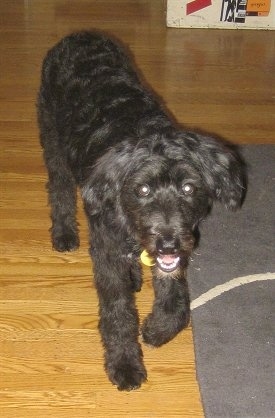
[186,0,212,15]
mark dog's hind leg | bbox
[141,274,190,347]
[39,110,79,252]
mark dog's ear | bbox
[80,144,136,217]
[81,175,116,217]
[182,133,247,210]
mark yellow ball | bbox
[140,250,155,267]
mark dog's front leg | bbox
[91,242,147,390]
[141,272,190,347]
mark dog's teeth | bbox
[156,256,180,272]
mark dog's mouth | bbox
[140,249,181,273]
[156,254,180,272]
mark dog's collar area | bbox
[140,250,180,272]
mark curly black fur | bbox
[37,31,246,390]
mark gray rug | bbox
[188,145,275,418]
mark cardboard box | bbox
[167,0,275,29]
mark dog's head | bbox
[82,132,246,274]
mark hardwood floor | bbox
[0,1,274,417]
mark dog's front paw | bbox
[141,314,168,347]
[107,359,147,391]
[52,230,80,252]
[141,311,189,347]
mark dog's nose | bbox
[156,235,180,255]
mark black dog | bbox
[37,31,246,391]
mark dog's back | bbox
[39,31,133,103]
[38,31,167,178]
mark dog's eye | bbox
[137,184,150,197]
[182,183,195,196]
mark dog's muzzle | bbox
[140,249,180,272]
[155,235,181,273]
[140,236,187,273]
